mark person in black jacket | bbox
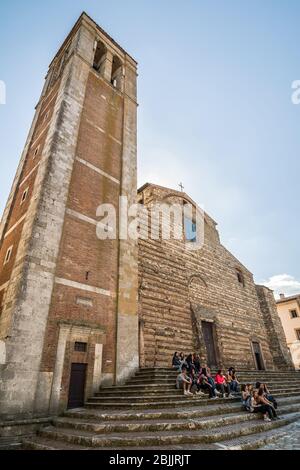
[172,352,181,371]
[186,354,195,373]
[193,354,201,373]
[256,382,278,409]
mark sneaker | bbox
[222,394,226,398]
[210,396,218,400]
[196,391,205,396]
[264,416,272,422]
[228,394,235,398]
[187,391,194,396]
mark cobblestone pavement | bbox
[261,419,300,450]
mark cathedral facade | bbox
[137,183,292,371]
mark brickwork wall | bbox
[40,71,124,406]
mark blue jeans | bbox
[208,377,217,391]
[242,396,252,411]
[230,380,239,393]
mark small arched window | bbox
[184,216,196,242]
[236,268,245,287]
[111,56,123,90]
[93,40,106,74]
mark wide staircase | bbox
[23,368,300,450]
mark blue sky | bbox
[0,0,299,296]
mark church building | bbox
[0,13,293,421]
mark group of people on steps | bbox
[172,351,279,422]
[241,382,279,422]
[173,352,239,399]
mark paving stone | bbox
[260,419,300,450]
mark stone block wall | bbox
[256,285,294,370]
[138,184,285,371]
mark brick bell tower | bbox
[0,13,139,419]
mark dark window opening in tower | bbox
[93,41,107,74]
[111,56,123,90]
[236,268,245,287]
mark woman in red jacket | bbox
[215,369,233,398]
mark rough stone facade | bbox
[256,286,294,370]
[137,184,294,371]
[0,13,138,420]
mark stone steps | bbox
[92,384,300,400]
[95,390,182,397]
[85,390,300,410]
[21,425,289,451]
[100,383,176,391]
[95,385,300,398]
[52,403,300,435]
[129,377,300,385]
[87,367,300,409]
[99,379,300,393]
[136,368,299,377]
[128,377,300,385]
[85,396,240,408]
[128,379,177,385]
[133,368,300,374]
[22,368,300,450]
[65,396,300,422]
[99,380,300,392]
[133,373,300,381]
[23,411,300,449]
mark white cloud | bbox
[262,274,300,299]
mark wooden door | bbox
[67,363,87,409]
[202,321,217,367]
[252,342,265,370]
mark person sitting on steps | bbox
[186,353,195,374]
[202,364,220,395]
[241,384,252,411]
[257,388,279,420]
[190,368,205,396]
[179,352,187,371]
[198,367,218,399]
[227,367,240,394]
[251,390,278,422]
[256,382,278,410]
[179,352,186,366]
[172,352,182,371]
[193,353,201,373]
[215,369,234,398]
[176,365,193,396]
